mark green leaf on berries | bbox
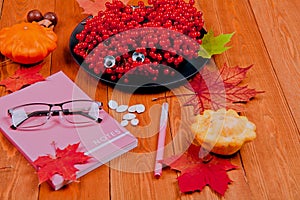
[199,30,235,58]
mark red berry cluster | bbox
[73,0,204,83]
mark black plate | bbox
[69,16,208,93]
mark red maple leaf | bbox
[76,0,130,16]
[0,64,45,92]
[163,144,237,196]
[33,143,91,184]
[184,63,263,114]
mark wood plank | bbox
[0,0,3,18]
[39,164,110,200]
[165,87,221,200]
[249,0,300,128]
[0,0,55,199]
[39,0,110,199]
[108,88,180,199]
[49,0,89,75]
[0,134,39,200]
[198,0,300,199]
[38,68,110,199]
[164,61,253,199]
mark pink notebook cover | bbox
[0,71,138,190]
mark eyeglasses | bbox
[8,100,103,130]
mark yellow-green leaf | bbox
[199,30,235,58]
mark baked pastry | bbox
[191,109,256,155]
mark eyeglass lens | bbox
[11,104,50,129]
[62,101,100,124]
[10,101,101,129]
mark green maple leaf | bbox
[199,30,235,58]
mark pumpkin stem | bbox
[38,19,53,28]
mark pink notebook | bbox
[0,71,138,190]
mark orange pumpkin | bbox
[0,22,57,64]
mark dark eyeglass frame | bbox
[8,100,103,130]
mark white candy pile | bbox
[108,100,146,127]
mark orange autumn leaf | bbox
[0,64,45,92]
[76,0,130,16]
[33,143,91,184]
[184,63,264,114]
[163,144,237,196]
[127,0,149,6]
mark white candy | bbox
[123,113,136,120]
[128,105,137,113]
[130,118,139,126]
[120,120,129,127]
[108,100,118,110]
[116,105,128,113]
[135,104,145,113]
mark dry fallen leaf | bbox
[163,144,237,195]
[33,143,91,184]
[184,63,263,114]
[76,0,130,16]
[0,64,45,92]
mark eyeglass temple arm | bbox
[62,110,102,123]
[9,110,50,129]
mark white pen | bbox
[154,102,169,178]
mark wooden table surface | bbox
[0,0,299,199]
